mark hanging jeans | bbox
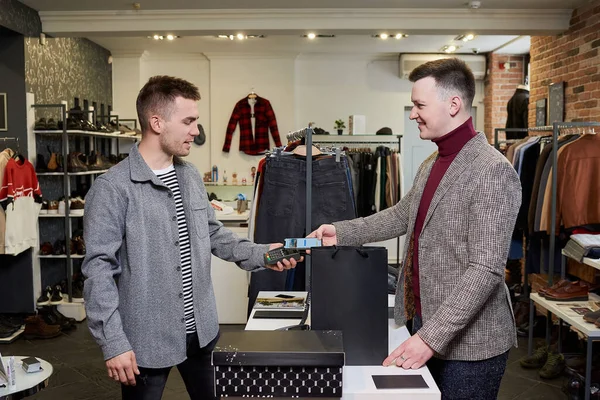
[249,155,356,316]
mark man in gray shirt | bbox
[83,75,297,400]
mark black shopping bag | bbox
[310,246,388,366]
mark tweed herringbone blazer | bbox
[334,133,521,361]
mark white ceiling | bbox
[19,0,587,11]
[90,34,528,56]
[20,0,580,56]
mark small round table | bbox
[0,356,53,400]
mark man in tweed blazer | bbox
[309,59,521,399]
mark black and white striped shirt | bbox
[154,165,196,333]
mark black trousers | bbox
[249,155,356,315]
[412,316,508,400]
[121,332,219,400]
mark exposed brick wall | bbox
[483,53,526,141]
[529,0,600,124]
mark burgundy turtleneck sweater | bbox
[412,117,477,317]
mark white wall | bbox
[111,52,486,174]
[207,54,296,184]
[295,55,413,135]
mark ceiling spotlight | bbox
[307,33,316,40]
[395,33,403,39]
[441,44,459,53]
[380,33,389,40]
[465,33,475,41]
[166,34,174,41]
[303,34,335,38]
[237,33,246,40]
[153,34,160,40]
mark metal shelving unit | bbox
[31,103,138,308]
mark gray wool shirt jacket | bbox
[82,144,269,368]
[333,133,522,361]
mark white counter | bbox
[243,292,441,400]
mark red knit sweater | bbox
[412,117,477,316]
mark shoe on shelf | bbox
[539,279,572,297]
[72,236,86,255]
[38,306,74,331]
[39,242,53,255]
[539,352,566,379]
[36,286,52,306]
[46,152,59,172]
[34,118,47,130]
[583,309,600,324]
[35,154,47,173]
[49,284,63,304]
[39,200,49,215]
[67,152,88,173]
[47,200,59,215]
[48,306,76,327]
[52,239,66,255]
[46,118,59,130]
[545,281,589,301]
[0,324,20,339]
[70,197,85,216]
[23,315,61,339]
[520,344,549,369]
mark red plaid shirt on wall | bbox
[222,96,282,155]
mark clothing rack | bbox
[284,125,316,298]
[526,121,600,400]
[312,135,403,269]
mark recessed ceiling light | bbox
[307,33,316,40]
[153,34,160,40]
[441,44,460,53]
[380,33,389,40]
[166,34,175,41]
[455,33,476,42]
[237,33,246,40]
[302,34,335,38]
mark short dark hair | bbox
[136,76,200,132]
[408,58,475,111]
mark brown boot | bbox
[67,152,88,172]
[23,315,61,339]
[47,152,58,171]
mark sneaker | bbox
[520,344,548,369]
[36,286,52,306]
[49,285,63,305]
[539,352,565,379]
[70,197,85,216]
[48,200,59,215]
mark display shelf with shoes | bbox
[530,293,600,338]
[31,103,138,314]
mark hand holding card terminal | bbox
[264,247,303,265]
